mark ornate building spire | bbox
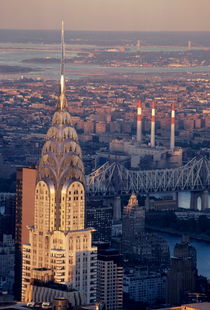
[37,21,85,191]
[57,20,67,111]
[61,20,64,78]
[126,192,139,210]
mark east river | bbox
[154,192,210,279]
[157,232,210,279]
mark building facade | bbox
[15,167,37,300]
[16,167,37,246]
[122,193,145,254]
[132,233,170,269]
[0,193,16,237]
[86,200,112,243]
[167,237,197,305]
[124,268,166,305]
[97,247,123,310]
[0,234,15,294]
[25,280,84,305]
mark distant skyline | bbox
[1,0,210,32]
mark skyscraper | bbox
[21,23,97,304]
[122,193,170,269]
[85,199,112,243]
[15,167,37,300]
[16,167,37,246]
[122,193,145,254]
[97,245,123,310]
[167,236,197,305]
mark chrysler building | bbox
[22,22,97,304]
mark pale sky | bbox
[1,0,210,31]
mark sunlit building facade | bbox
[22,24,97,304]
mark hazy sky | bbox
[1,0,210,31]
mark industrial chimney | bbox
[150,102,155,147]
[170,102,175,151]
[137,100,142,144]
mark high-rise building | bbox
[97,245,123,310]
[167,236,197,305]
[86,200,112,243]
[167,257,196,306]
[124,268,167,305]
[0,234,15,294]
[121,195,169,270]
[15,166,37,300]
[132,233,170,269]
[0,193,16,237]
[122,193,145,254]
[16,167,37,246]
[174,235,197,269]
[21,23,97,304]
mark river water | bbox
[157,231,210,279]
[2,42,210,79]
[154,192,210,279]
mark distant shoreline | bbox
[0,65,41,74]
[146,225,210,243]
[22,58,73,64]
[1,29,210,47]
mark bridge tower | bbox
[190,190,209,210]
[190,157,209,210]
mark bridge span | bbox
[86,157,210,202]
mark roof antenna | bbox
[58,20,66,110]
[61,20,65,90]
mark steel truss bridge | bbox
[86,157,210,196]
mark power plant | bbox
[96,100,183,169]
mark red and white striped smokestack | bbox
[170,103,175,151]
[150,102,155,147]
[137,100,142,143]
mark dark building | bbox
[124,267,167,306]
[122,193,145,254]
[0,193,16,238]
[86,199,112,243]
[0,193,16,298]
[121,193,169,270]
[132,233,170,269]
[0,234,15,294]
[167,236,197,306]
[174,235,197,269]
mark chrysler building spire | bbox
[57,20,67,110]
[61,20,64,78]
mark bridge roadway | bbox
[86,157,210,196]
